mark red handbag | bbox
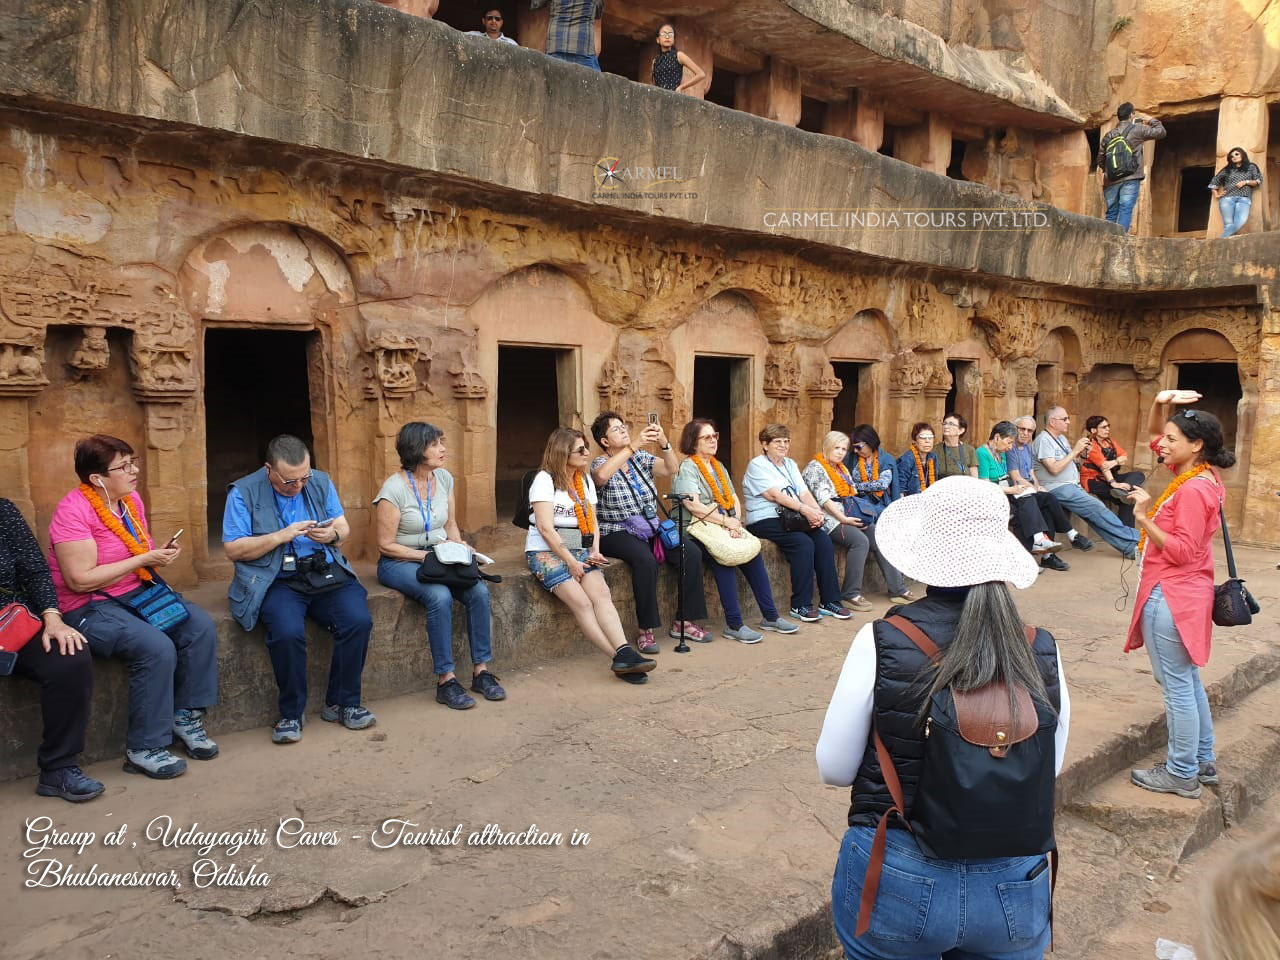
[0,602,41,654]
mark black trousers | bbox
[1031,491,1071,535]
[1088,471,1146,527]
[599,530,708,629]
[13,634,93,772]
[1008,494,1051,552]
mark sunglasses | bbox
[483,14,502,20]
[699,432,720,441]
[572,445,589,455]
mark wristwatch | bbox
[660,444,672,451]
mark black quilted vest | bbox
[847,587,1062,829]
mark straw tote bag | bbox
[686,516,762,567]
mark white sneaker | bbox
[1031,536,1063,555]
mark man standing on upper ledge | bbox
[223,435,375,746]
[1095,101,1166,234]
[530,0,603,71]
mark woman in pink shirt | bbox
[49,435,220,780]
[1125,391,1234,799]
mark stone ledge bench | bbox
[0,542,888,780]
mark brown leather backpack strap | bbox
[856,729,911,938]
[885,615,941,661]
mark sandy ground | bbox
[3,542,1278,960]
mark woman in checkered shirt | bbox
[1209,147,1263,238]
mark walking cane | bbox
[665,493,693,653]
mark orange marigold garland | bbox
[692,455,735,512]
[79,483,155,582]
[856,456,886,500]
[816,455,854,497]
[912,447,936,491]
[570,470,596,535]
[1137,462,1212,557]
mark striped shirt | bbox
[1209,163,1262,199]
[530,0,602,57]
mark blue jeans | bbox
[748,517,841,610]
[833,826,1051,959]
[1046,483,1139,555]
[549,51,600,71]
[67,598,219,750]
[696,542,779,628]
[1103,179,1141,231]
[378,557,492,677]
[1219,195,1251,238]
[1142,584,1216,779]
[258,577,372,720]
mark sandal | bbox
[636,629,660,655]
[669,620,709,642]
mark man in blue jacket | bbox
[223,434,375,744]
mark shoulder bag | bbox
[417,541,502,597]
[1213,501,1260,627]
[686,515,761,567]
[0,599,41,675]
[101,572,191,632]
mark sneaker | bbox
[1199,762,1220,785]
[669,621,710,643]
[36,766,105,803]
[470,671,507,702]
[723,624,764,644]
[322,703,378,728]
[1040,553,1070,572]
[888,591,916,605]
[1109,486,1134,503]
[759,617,799,634]
[1070,533,1095,552]
[842,596,874,612]
[618,672,649,684]
[272,718,303,744]
[1131,763,1201,799]
[173,708,219,760]
[1031,537,1063,555]
[789,606,822,623]
[433,678,477,709]
[636,629,660,655]
[611,644,656,676]
[820,602,852,620]
[123,747,187,779]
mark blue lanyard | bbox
[771,458,796,494]
[621,461,649,504]
[942,444,965,473]
[406,470,434,536]
[117,503,138,539]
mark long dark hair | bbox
[916,582,1054,727]
[1171,409,1236,469]
[1216,146,1251,178]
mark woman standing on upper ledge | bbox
[651,23,705,94]
[1209,147,1263,239]
[1125,389,1235,800]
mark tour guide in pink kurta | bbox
[1123,391,1235,800]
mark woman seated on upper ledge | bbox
[896,422,938,496]
[526,427,656,684]
[0,497,99,802]
[375,421,504,711]
[48,435,220,781]
[742,424,851,624]
[935,412,980,479]
[845,424,914,604]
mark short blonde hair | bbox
[1200,829,1280,960]
[821,431,850,458]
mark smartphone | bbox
[648,412,658,426]
[314,517,335,528]
[1025,857,1049,881]
[165,529,184,548]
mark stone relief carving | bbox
[982,369,1007,398]
[0,343,48,396]
[449,357,489,400]
[763,347,800,399]
[924,358,953,397]
[961,365,984,396]
[68,326,110,375]
[1010,358,1038,398]
[368,332,421,398]
[887,352,932,397]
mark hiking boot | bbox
[470,671,506,701]
[434,678,476,709]
[272,718,302,744]
[1040,553,1070,572]
[1199,762,1220,785]
[820,602,852,620]
[842,595,874,612]
[323,703,378,728]
[759,617,799,634]
[173,708,219,760]
[1070,533,1095,552]
[636,629,660,655]
[723,624,764,644]
[123,747,187,779]
[611,644,656,676]
[889,591,916,605]
[36,766,104,803]
[789,606,821,623]
[1131,763,1201,799]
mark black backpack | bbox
[1102,122,1139,181]
[511,469,538,529]
[856,614,1057,938]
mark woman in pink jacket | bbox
[1125,389,1235,799]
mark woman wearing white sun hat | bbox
[816,475,1071,959]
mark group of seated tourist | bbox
[1,405,1143,800]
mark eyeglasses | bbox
[1052,415,1071,422]
[1016,427,1034,433]
[767,438,791,445]
[269,465,312,488]
[852,442,867,450]
[106,458,142,473]
[572,445,589,455]
[698,432,719,441]
[943,421,960,428]
[483,14,502,20]
[607,423,628,434]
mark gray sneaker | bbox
[123,747,187,779]
[1131,763,1201,799]
[723,624,764,644]
[173,708,219,760]
[1199,762,1219,785]
[759,617,799,634]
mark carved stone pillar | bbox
[1010,357,1038,409]
[762,345,801,432]
[982,367,1008,427]
[1241,312,1280,544]
[806,364,844,455]
[132,391,199,586]
[923,359,952,426]
[1131,376,1163,475]
[450,354,492,529]
[735,58,802,127]
[0,355,48,522]
[886,352,931,453]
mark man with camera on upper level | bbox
[1095,101,1166,233]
